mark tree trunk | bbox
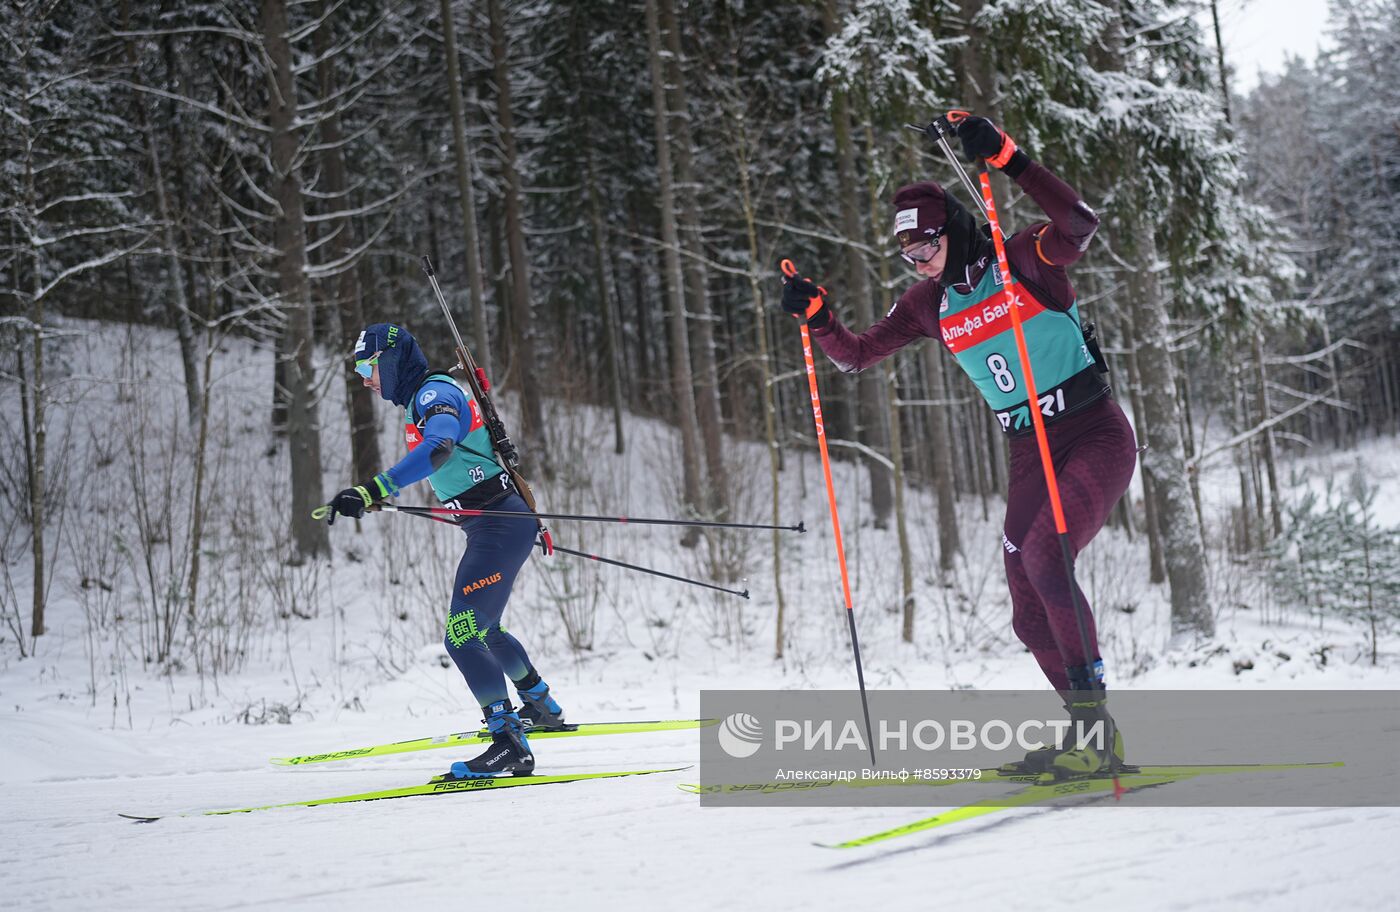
[956,0,1015,215]
[644,0,704,536]
[733,125,787,660]
[565,17,625,453]
[1177,368,1207,538]
[967,388,993,521]
[122,0,202,429]
[271,318,290,433]
[315,4,382,484]
[440,0,492,376]
[890,365,916,641]
[1124,315,1167,580]
[863,121,914,637]
[15,32,46,641]
[583,150,627,454]
[1251,330,1283,537]
[981,398,1006,494]
[716,0,786,652]
[1209,0,1233,122]
[1229,368,1256,553]
[20,351,45,643]
[834,127,893,522]
[484,201,512,372]
[627,197,654,412]
[921,345,962,573]
[487,0,548,474]
[1321,318,1347,444]
[1124,218,1212,637]
[186,339,217,618]
[659,0,727,513]
[159,26,204,334]
[822,7,893,527]
[261,0,328,561]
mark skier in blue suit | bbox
[326,323,565,779]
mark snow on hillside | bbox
[2,319,1397,910]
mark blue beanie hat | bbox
[355,323,428,408]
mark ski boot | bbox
[445,702,535,779]
[998,702,1070,777]
[516,674,568,732]
[1046,662,1125,781]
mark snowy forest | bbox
[5,0,1400,710]
[4,0,1400,907]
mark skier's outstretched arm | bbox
[778,274,938,373]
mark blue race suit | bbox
[357,324,540,710]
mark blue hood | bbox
[355,322,428,408]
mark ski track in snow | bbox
[4,724,1399,910]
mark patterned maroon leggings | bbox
[1001,396,1137,690]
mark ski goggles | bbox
[354,352,381,379]
[899,239,941,265]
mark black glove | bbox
[955,115,1029,178]
[780,274,831,330]
[327,475,393,524]
[327,486,373,524]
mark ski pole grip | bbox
[420,255,435,278]
[927,109,970,142]
[778,258,825,318]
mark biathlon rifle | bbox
[419,255,553,555]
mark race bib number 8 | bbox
[986,353,1016,393]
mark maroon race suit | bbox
[809,159,1138,690]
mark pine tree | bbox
[1269,467,1400,665]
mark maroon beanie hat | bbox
[891,181,950,247]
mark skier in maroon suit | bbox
[782,115,1137,777]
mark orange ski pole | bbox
[973,167,1099,652]
[780,257,877,768]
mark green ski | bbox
[120,766,690,822]
[271,718,717,766]
[818,761,1343,848]
[818,773,1178,848]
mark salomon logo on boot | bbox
[517,679,567,731]
[449,704,535,779]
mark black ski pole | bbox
[379,503,804,533]
[549,543,749,600]
[328,500,751,600]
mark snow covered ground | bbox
[2,320,1397,910]
[6,713,1399,911]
